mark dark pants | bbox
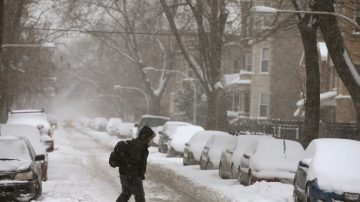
[116,175,145,202]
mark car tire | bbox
[305,185,311,202]
[219,163,226,179]
[183,155,189,166]
[167,147,175,157]
[34,181,42,199]
[200,156,205,170]
[231,164,236,179]
[293,188,301,202]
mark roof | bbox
[141,115,170,120]
[296,90,337,107]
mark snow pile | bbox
[90,117,108,131]
[169,125,204,153]
[106,118,123,135]
[116,122,135,138]
[306,139,360,193]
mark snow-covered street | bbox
[32,126,294,202]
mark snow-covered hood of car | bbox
[251,157,299,174]
[0,160,32,172]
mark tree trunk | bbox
[297,17,321,147]
[206,88,228,130]
[315,0,360,136]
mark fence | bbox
[229,118,359,142]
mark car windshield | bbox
[0,139,31,161]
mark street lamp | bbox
[250,6,360,30]
[143,67,197,124]
[113,85,150,112]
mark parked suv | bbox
[135,115,170,144]
[7,109,54,152]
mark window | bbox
[244,92,250,114]
[261,48,269,73]
[259,93,269,117]
[233,60,239,73]
[245,54,252,71]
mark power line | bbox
[22,26,199,36]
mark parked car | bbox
[106,118,123,136]
[116,122,135,138]
[219,134,273,179]
[134,115,170,138]
[0,136,45,201]
[200,131,233,170]
[47,114,58,129]
[91,117,108,131]
[183,130,219,166]
[7,109,54,152]
[1,124,49,181]
[293,138,360,202]
[158,121,192,153]
[239,139,304,186]
[167,125,204,157]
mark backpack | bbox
[109,140,133,168]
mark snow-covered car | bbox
[116,122,135,138]
[47,114,58,129]
[106,118,123,136]
[1,124,49,181]
[158,121,192,153]
[167,125,204,157]
[183,130,219,166]
[239,139,304,186]
[219,134,273,179]
[293,139,360,202]
[0,136,45,201]
[135,115,170,138]
[91,117,108,131]
[200,131,233,170]
[7,109,54,152]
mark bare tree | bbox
[290,0,321,146]
[160,0,229,130]
[314,0,360,136]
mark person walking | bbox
[111,125,155,202]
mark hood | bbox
[137,125,155,143]
[0,160,32,172]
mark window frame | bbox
[258,93,269,118]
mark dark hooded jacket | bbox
[117,125,155,179]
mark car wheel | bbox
[305,186,311,202]
[167,147,175,157]
[219,163,225,178]
[231,164,236,179]
[34,181,42,199]
[293,188,301,202]
[183,155,188,166]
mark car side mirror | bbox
[299,159,311,168]
[159,131,164,135]
[185,143,190,146]
[226,149,234,154]
[243,153,251,159]
[134,123,139,127]
[35,154,45,161]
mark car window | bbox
[140,118,168,127]
[0,139,31,161]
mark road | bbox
[35,127,219,202]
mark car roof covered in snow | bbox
[305,138,360,193]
